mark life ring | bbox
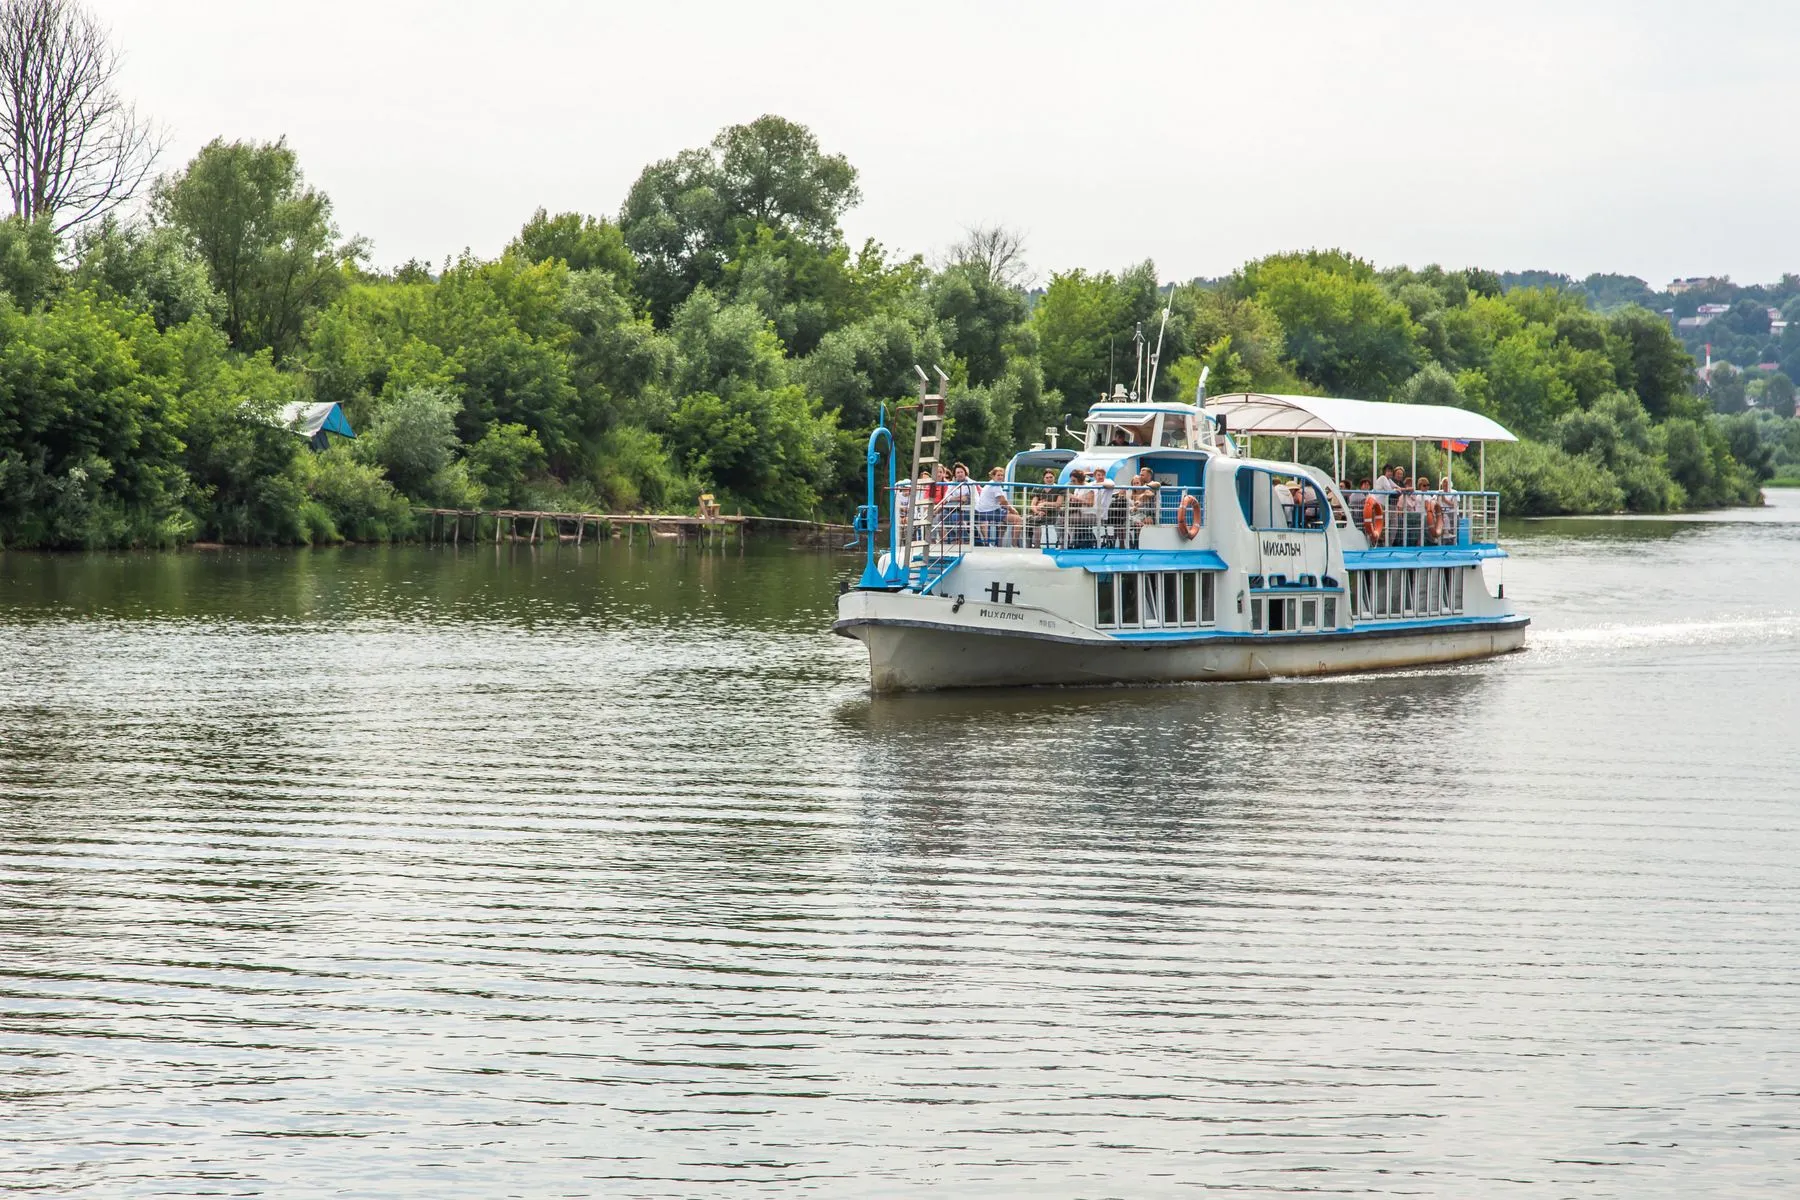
[1361,494,1385,542]
[1177,494,1202,539]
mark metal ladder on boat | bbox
[901,365,955,591]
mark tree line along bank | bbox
[0,115,1785,551]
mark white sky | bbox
[89,0,1800,287]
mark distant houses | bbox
[1675,302,1732,331]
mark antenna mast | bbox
[1145,291,1173,402]
[1131,323,1145,400]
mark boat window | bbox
[1161,573,1179,627]
[1301,598,1318,628]
[1429,570,1442,615]
[1200,573,1216,624]
[1250,598,1263,631]
[1401,570,1416,616]
[1323,596,1337,628]
[1452,568,1465,613]
[1141,574,1161,626]
[1267,597,1289,632]
[1120,572,1140,625]
[1096,574,1116,627]
[1372,572,1387,618]
[1162,417,1193,450]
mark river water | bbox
[2,493,1798,1198]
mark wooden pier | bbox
[415,508,855,547]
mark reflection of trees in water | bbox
[0,540,851,636]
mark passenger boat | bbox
[836,373,1529,692]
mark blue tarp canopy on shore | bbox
[277,401,356,450]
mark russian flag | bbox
[1440,438,1469,453]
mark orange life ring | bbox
[1177,494,1202,539]
[1362,494,1385,542]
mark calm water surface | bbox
[3,493,1799,1197]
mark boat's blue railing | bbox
[893,482,1206,560]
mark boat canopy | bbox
[1202,393,1517,444]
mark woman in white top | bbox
[974,467,1019,546]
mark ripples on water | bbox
[3,495,1799,1197]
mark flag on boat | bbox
[1440,438,1469,453]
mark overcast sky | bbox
[89,0,1799,287]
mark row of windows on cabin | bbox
[1348,567,1466,620]
[1096,571,1217,629]
[1249,593,1339,633]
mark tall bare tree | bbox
[0,0,158,234]
[951,224,1030,289]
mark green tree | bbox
[359,384,460,497]
[156,137,364,360]
[930,258,1029,387]
[0,214,60,308]
[621,115,858,324]
[508,208,635,279]
[1394,362,1469,408]
[1758,371,1796,418]
[1707,362,1747,413]
[1607,305,1695,421]
[467,422,545,507]
[1233,252,1420,397]
[0,292,185,547]
[165,322,309,542]
[73,216,222,330]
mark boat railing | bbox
[1342,489,1499,547]
[892,482,1205,556]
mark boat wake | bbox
[1529,614,1800,656]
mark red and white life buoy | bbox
[1177,494,1202,540]
[1362,494,1386,543]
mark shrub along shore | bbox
[0,115,1785,551]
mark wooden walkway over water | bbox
[416,508,854,547]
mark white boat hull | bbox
[836,592,1527,692]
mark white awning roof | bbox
[1203,393,1517,443]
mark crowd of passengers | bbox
[1339,466,1464,545]
[893,462,1168,548]
[891,461,1469,548]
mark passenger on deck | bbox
[1130,469,1162,532]
[1396,474,1423,545]
[930,464,949,503]
[975,467,1020,546]
[1431,477,1460,543]
[1374,466,1399,496]
[1091,469,1121,545]
[941,463,974,542]
[1029,468,1061,546]
[1066,468,1096,548]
